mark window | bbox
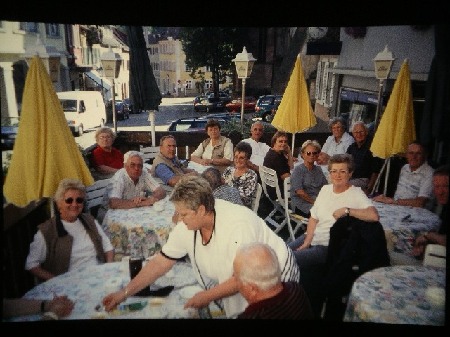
[20,22,38,32]
[45,23,59,37]
[205,80,213,90]
[185,80,192,89]
[315,58,337,108]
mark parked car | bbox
[106,100,130,122]
[168,113,242,132]
[1,125,18,150]
[206,91,232,104]
[253,94,283,122]
[225,96,257,113]
[123,98,139,114]
[194,97,226,113]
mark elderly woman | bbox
[263,131,294,199]
[102,175,299,318]
[291,140,328,218]
[25,178,114,282]
[289,153,379,268]
[317,117,354,166]
[190,119,233,172]
[222,141,258,208]
[91,127,124,179]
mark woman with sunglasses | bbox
[25,178,114,282]
[291,140,328,218]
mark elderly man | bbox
[373,141,434,208]
[317,117,354,166]
[151,135,198,187]
[201,167,243,206]
[108,151,166,209]
[234,242,313,319]
[346,121,383,194]
[241,121,271,173]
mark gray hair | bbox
[329,117,346,131]
[300,139,321,153]
[170,175,215,212]
[201,167,223,191]
[54,178,86,202]
[123,150,144,164]
[350,121,368,133]
[95,127,116,142]
[235,242,281,291]
[328,153,354,173]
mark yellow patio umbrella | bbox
[370,59,416,194]
[3,56,94,208]
[272,54,317,154]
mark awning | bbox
[340,88,379,105]
[85,71,111,90]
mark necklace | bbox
[201,212,215,246]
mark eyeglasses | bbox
[129,163,144,169]
[99,135,112,139]
[329,169,349,175]
[305,151,319,156]
[64,197,84,204]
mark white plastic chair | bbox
[259,166,299,242]
[251,182,263,213]
[139,145,160,164]
[283,176,308,240]
[423,244,446,268]
[85,178,111,216]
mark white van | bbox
[57,91,106,136]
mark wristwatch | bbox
[345,207,350,216]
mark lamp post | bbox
[373,45,395,131]
[24,35,61,82]
[100,46,122,133]
[232,47,256,133]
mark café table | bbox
[102,196,175,261]
[9,260,225,321]
[373,201,441,259]
[344,265,446,325]
[187,161,212,174]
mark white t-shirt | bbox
[25,218,113,271]
[241,137,271,167]
[309,184,374,246]
[161,199,298,318]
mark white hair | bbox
[123,150,144,164]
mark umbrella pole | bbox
[147,110,156,146]
[383,157,391,196]
[371,158,388,195]
[291,133,296,156]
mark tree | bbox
[179,27,247,97]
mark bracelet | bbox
[124,287,129,298]
[41,300,47,313]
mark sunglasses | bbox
[305,151,319,156]
[64,197,85,204]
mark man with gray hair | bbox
[108,150,166,209]
[201,167,243,206]
[234,242,313,319]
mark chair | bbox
[251,182,263,213]
[85,178,111,217]
[139,145,160,164]
[283,177,308,239]
[259,166,299,242]
[423,244,446,268]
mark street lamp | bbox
[232,47,256,133]
[24,35,61,82]
[373,45,395,130]
[100,46,122,133]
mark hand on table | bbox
[46,295,74,318]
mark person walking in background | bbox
[346,121,383,195]
[151,135,198,187]
[25,178,114,282]
[222,141,258,208]
[234,242,313,319]
[373,141,434,208]
[241,121,271,173]
[91,127,124,180]
[291,140,328,218]
[201,167,243,206]
[190,119,233,172]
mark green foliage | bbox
[179,27,247,95]
[221,117,253,139]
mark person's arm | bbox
[104,250,114,263]
[298,217,319,250]
[296,189,316,205]
[3,296,74,319]
[103,253,176,311]
[190,142,206,165]
[96,164,119,175]
[372,195,429,208]
[333,205,379,222]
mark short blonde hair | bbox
[300,140,321,153]
[54,178,86,202]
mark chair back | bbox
[283,176,307,239]
[423,244,446,268]
[251,183,263,213]
[139,146,160,164]
[259,166,284,203]
[85,178,111,215]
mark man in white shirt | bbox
[241,121,271,173]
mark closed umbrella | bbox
[126,26,162,146]
[370,59,416,194]
[3,56,94,208]
[271,54,317,154]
